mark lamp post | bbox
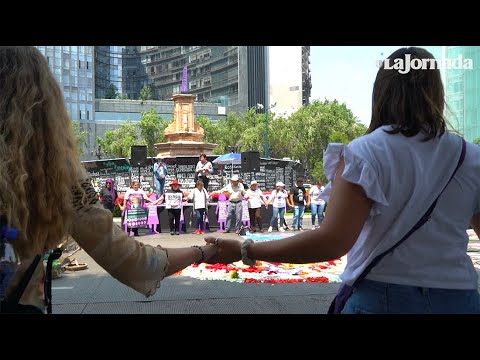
[256,103,269,158]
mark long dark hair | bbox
[368,47,447,141]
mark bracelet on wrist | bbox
[241,239,256,266]
[192,245,205,264]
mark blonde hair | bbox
[0,46,85,259]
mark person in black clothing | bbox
[159,179,186,235]
[289,178,309,231]
[98,178,117,214]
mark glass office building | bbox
[94,46,125,99]
[35,46,94,123]
[425,46,480,142]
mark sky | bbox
[309,46,405,125]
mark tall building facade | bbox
[137,46,242,108]
[424,46,480,142]
[36,45,311,159]
[129,46,271,113]
[35,46,96,152]
[92,46,311,116]
[267,46,311,117]
[122,46,148,100]
[302,46,312,106]
[36,46,95,123]
[94,46,125,99]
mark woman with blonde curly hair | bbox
[0,46,218,313]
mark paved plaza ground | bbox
[51,217,480,314]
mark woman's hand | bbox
[201,244,219,263]
[203,237,242,264]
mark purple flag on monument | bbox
[181,65,188,93]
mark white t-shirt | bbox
[187,188,209,210]
[271,189,288,208]
[220,183,245,202]
[321,126,480,290]
[196,160,213,178]
[245,188,264,208]
[309,185,325,205]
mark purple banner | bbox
[181,64,188,93]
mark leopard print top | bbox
[8,174,170,311]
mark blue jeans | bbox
[270,207,285,229]
[292,205,305,229]
[154,177,165,199]
[226,201,243,231]
[343,279,480,314]
[311,203,325,226]
[194,209,205,230]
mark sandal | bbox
[65,259,88,271]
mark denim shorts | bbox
[342,279,480,314]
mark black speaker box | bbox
[131,145,148,166]
[241,151,260,173]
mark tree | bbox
[139,85,152,104]
[195,115,219,145]
[105,83,119,99]
[119,93,129,100]
[97,120,138,158]
[267,99,367,182]
[138,108,169,156]
[71,120,89,157]
[474,137,480,145]
[237,108,269,154]
[213,112,247,154]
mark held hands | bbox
[204,236,242,264]
[201,243,219,263]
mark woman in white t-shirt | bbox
[309,180,326,230]
[244,180,268,232]
[187,180,210,235]
[266,182,288,233]
[206,47,480,314]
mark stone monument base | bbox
[155,141,216,157]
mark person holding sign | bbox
[195,153,213,191]
[119,181,160,237]
[159,180,187,235]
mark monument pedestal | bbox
[155,93,217,157]
[155,140,216,157]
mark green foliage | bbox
[281,99,367,180]
[95,99,367,184]
[474,137,480,145]
[213,112,246,154]
[113,205,122,217]
[97,120,138,158]
[196,115,219,145]
[105,83,119,99]
[138,108,169,156]
[139,85,152,103]
[71,120,89,157]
